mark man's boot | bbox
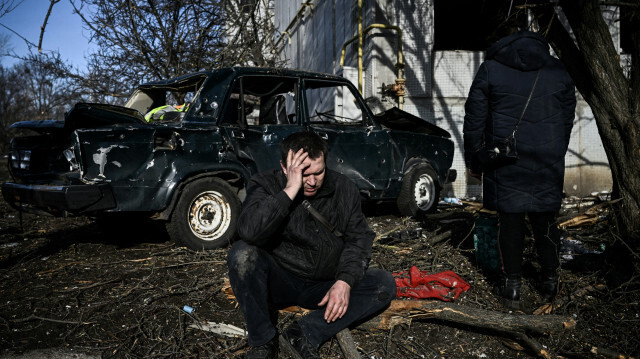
[279,321,320,359]
[244,335,279,359]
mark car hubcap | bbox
[188,191,232,240]
[413,174,436,211]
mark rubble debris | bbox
[1,195,638,358]
[559,199,621,229]
[188,322,246,337]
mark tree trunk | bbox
[534,0,640,243]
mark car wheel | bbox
[397,164,440,217]
[167,178,240,250]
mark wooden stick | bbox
[335,328,360,359]
[559,199,621,229]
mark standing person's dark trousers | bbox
[227,240,396,349]
[497,211,561,306]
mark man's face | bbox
[300,154,325,197]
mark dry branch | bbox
[335,329,360,359]
[358,299,575,358]
[9,314,92,325]
[374,218,414,241]
[558,199,621,229]
[512,331,552,359]
[361,299,575,335]
[533,283,607,315]
[590,346,637,359]
[143,279,221,305]
[424,230,452,246]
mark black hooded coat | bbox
[464,30,576,212]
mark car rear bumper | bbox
[2,182,116,215]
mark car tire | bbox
[167,178,240,250]
[397,164,440,217]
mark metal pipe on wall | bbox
[274,1,314,49]
[339,1,405,109]
[275,1,406,109]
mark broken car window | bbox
[220,76,298,127]
[124,75,206,123]
[304,80,364,126]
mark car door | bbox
[302,79,393,197]
[219,75,303,176]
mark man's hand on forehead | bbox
[282,148,309,200]
[288,148,310,168]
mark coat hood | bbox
[486,30,550,71]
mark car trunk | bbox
[8,103,150,185]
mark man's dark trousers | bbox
[227,240,396,348]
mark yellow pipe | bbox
[358,0,363,94]
[339,2,405,108]
[275,1,407,108]
[274,2,314,49]
[281,31,292,45]
[339,23,404,66]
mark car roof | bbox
[138,67,351,87]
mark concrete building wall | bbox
[273,0,613,199]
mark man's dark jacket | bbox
[464,30,576,212]
[236,168,374,288]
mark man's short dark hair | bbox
[280,131,328,163]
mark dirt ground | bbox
[0,164,638,358]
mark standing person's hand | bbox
[282,148,310,200]
[318,280,351,323]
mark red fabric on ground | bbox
[393,266,471,301]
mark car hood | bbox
[374,107,451,138]
[10,103,146,134]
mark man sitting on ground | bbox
[227,131,396,359]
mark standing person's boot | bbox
[494,275,521,310]
[538,271,559,302]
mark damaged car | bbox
[2,67,456,250]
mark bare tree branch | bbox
[0,0,22,18]
[38,0,60,53]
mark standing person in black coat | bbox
[464,28,576,310]
[227,131,396,359]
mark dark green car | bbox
[3,67,456,250]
